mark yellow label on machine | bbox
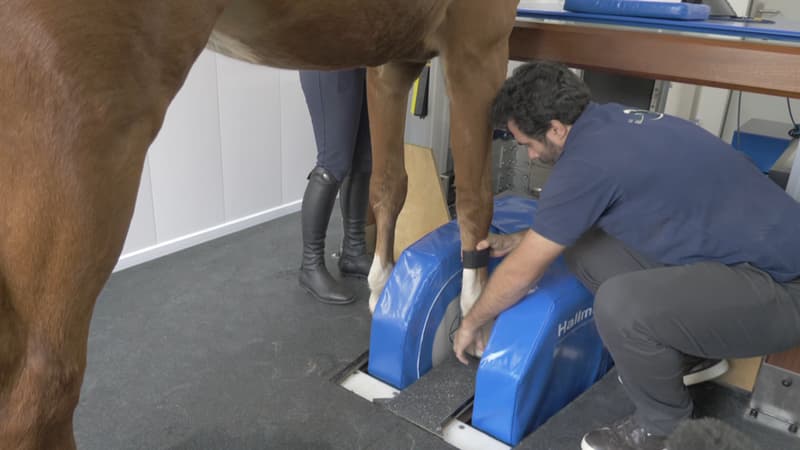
[411,62,432,118]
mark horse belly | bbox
[209,0,451,68]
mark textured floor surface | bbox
[74,208,798,449]
[75,210,451,449]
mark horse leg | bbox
[0,134,152,450]
[365,62,425,312]
[440,0,517,354]
[0,3,226,448]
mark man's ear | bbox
[548,119,570,146]
[549,120,567,138]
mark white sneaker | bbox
[682,358,729,386]
[617,358,729,387]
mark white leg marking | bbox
[368,255,393,314]
[460,268,492,357]
[460,268,483,316]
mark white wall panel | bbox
[121,158,156,255]
[216,54,283,219]
[691,86,730,137]
[114,61,352,270]
[147,50,226,242]
[664,83,698,121]
[279,70,317,203]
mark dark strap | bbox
[462,248,490,269]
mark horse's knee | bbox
[1,346,84,449]
[25,348,85,407]
[370,173,407,217]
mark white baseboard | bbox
[114,200,302,272]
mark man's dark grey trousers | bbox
[565,228,800,435]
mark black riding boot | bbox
[338,171,373,278]
[299,167,354,304]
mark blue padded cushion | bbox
[565,0,710,20]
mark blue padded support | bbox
[368,195,539,389]
[472,257,612,445]
[367,217,464,389]
[368,195,612,445]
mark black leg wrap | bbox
[462,248,490,269]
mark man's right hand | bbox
[476,231,527,258]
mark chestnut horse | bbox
[0,0,519,448]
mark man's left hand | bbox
[453,319,483,365]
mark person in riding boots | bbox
[298,69,372,305]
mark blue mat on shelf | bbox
[564,0,710,21]
[518,3,800,42]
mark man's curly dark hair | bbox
[491,60,591,140]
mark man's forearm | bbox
[463,265,536,329]
[463,230,564,329]
[463,254,541,328]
